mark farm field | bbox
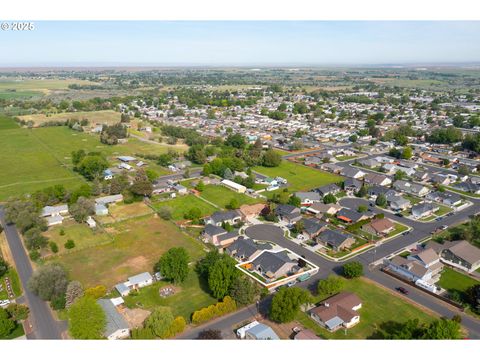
[19,110,121,126]
[151,194,218,221]
[0,90,41,100]
[48,214,206,288]
[296,277,437,339]
[0,78,98,92]
[123,271,217,320]
[0,125,181,200]
[253,160,343,192]
[199,185,264,209]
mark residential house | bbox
[316,229,355,251]
[215,230,239,248]
[41,204,69,227]
[362,218,395,236]
[386,195,411,211]
[275,204,302,225]
[358,158,381,168]
[226,237,271,262]
[205,210,242,227]
[440,241,480,273]
[97,299,130,340]
[304,156,323,166]
[251,250,297,281]
[114,272,153,297]
[320,163,343,174]
[301,218,328,240]
[393,180,430,197]
[363,173,392,187]
[315,184,341,198]
[429,173,452,186]
[294,329,321,340]
[343,178,363,195]
[426,191,462,206]
[310,292,362,332]
[173,184,188,195]
[367,185,396,199]
[202,224,228,244]
[295,191,322,206]
[452,181,480,194]
[95,203,109,216]
[96,194,124,205]
[411,202,439,219]
[340,167,366,179]
[336,208,374,224]
[238,203,266,222]
[306,203,342,217]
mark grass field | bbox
[151,194,218,220]
[296,277,437,339]
[437,268,480,293]
[0,78,98,92]
[43,220,113,257]
[0,90,41,100]
[48,215,206,288]
[19,110,121,127]
[0,115,20,129]
[199,185,264,209]
[0,125,181,200]
[123,271,217,321]
[253,160,343,192]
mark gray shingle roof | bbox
[97,299,129,338]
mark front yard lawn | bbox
[47,215,206,288]
[0,268,22,300]
[437,268,480,293]
[123,271,217,321]
[434,205,453,217]
[296,277,437,339]
[253,160,343,192]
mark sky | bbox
[0,21,479,66]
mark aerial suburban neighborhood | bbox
[1,16,480,354]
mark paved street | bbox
[0,206,64,339]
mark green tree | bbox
[262,149,282,167]
[6,303,29,321]
[0,257,9,277]
[375,193,387,207]
[0,308,15,338]
[144,307,175,339]
[288,195,301,207]
[227,198,240,210]
[69,197,95,223]
[394,170,407,181]
[357,205,368,213]
[195,180,205,192]
[208,256,239,299]
[269,287,311,323]
[342,261,363,278]
[157,206,173,220]
[355,185,368,198]
[230,276,259,306]
[401,146,413,160]
[77,155,109,181]
[317,275,344,297]
[27,263,68,301]
[64,239,75,249]
[154,247,189,283]
[68,296,106,339]
[323,193,337,204]
[184,207,202,222]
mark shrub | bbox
[84,285,107,299]
[49,242,59,253]
[342,261,364,278]
[192,296,237,325]
[64,239,75,249]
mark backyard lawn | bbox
[253,160,342,192]
[296,277,437,339]
[437,268,480,293]
[48,215,206,288]
[123,271,217,321]
[199,185,264,209]
[151,194,218,220]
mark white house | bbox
[97,299,130,340]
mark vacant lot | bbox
[151,194,218,221]
[43,220,113,256]
[49,215,206,288]
[296,277,436,339]
[254,160,342,192]
[200,185,263,209]
[108,201,154,221]
[437,268,479,293]
[19,110,121,127]
[123,271,217,320]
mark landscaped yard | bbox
[296,277,437,339]
[253,160,342,192]
[0,268,22,300]
[47,215,206,288]
[199,185,264,209]
[151,194,218,220]
[123,271,217,321]
[437,267,480,293]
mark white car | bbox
[0,299,11,308]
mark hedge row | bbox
[192,296,237,325]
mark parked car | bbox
[287,280,297,287]
[440,225,448,230]
[395,213,404,217]
[396,287,409,295]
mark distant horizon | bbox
[1,21,480,66]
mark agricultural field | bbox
[0,78,98,92]
[199,185,264,209]
[123,271,217,320]
[48,214,206,288]
[296,277,437,339]
[151,194,218,221]
[254,160,343,192]
[0,124,181,200]
[18,110,121,127]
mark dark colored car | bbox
[396,287,409,295]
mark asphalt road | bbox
[0,206,63,339]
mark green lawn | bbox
[435,205,453,217]
[253,160,342,192]
[437,268,480,293]
[296,277,437,339]
[47,215,206,288]
[200,185,263,209]
[123,271,217,321]
[151,194,218,220]
[0,90,41,100]
[0,115,20,129]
